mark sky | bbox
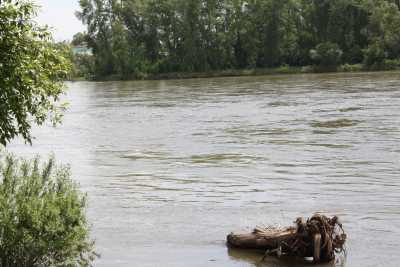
[35,0,85,41]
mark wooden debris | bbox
[227,214,346,263]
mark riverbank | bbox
[71,62,400,81]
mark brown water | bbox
[9,72,400,266]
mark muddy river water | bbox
[9,72,400,266]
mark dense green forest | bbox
[74,0,400,79]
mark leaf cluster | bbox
[0,0,71,145]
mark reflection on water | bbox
[311,119,361,128]
[8,71,400,266]
[339,107,363,113]
[228,248,341,267]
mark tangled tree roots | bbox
[227,214,346,263]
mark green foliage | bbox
[339,63,364,72]
[72,53,96,80]
[0,0,71,145]
[366,0,400,58]
[275,64,292,73]
[363,40,387,67]
[382,58,400,69]
[76,0,400,79]
[310,42,343,68]
[51,41,95,80]
[72,32,88,46]
[0,154,97,266]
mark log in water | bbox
[227,214,346,263]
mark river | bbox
[9,72,400,266]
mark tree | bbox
[225,0,258,68]
[0,0,70,146]
[77,0,115,76]
[366,0,400,59]
[253,0,287,67]
[199,0,227,70]
[72,32,89,46]
[326,0,369,63]
[180,0,208,71]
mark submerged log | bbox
[227,227,297,250]
[226,214,346,263]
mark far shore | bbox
[70,64,400,82]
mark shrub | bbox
[363,40,387,67]
[310,42,343,69]
[72,54,95,80]
[276,64,292,73]
[339,63,364,72]
[343,45,364,64]
[300,65,316,73]
[382,59,400,70]
[0,154,97,266]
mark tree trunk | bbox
[227,227,297,250]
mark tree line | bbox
[75,0,400,79]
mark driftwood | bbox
[227,214,346,263]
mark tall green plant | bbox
[0,154,97,266]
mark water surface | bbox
[9,72,400,266]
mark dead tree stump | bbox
[227,214,346,263]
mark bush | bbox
[343,45,364,64]
[0,154,97,266]
[363,40,387,67]
[72,54,95,80]
[382,59,400,70]
[339,63,364,72]
[300,65,316,73]
[310,42,343,69]
[276,64,292,73]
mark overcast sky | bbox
[35,0,85,41]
